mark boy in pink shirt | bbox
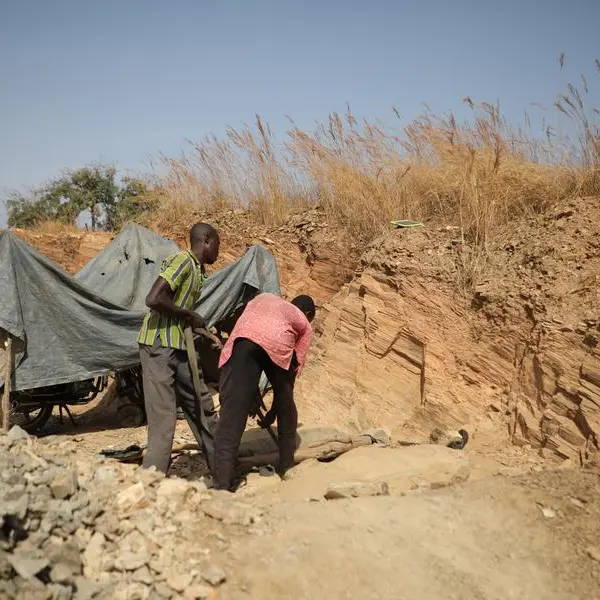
[213,293,316,491]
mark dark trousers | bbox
[140,341,218,474]
[213,338,298,491]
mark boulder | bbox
[279,445,471,500]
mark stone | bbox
[183,583,213,600]
[3,490,29,519]
[133,565,154,585]
[114,582,151,600]
[155,478,193,511]
[365,428,391,445]
[201,499,258,526]
[153,582,174,598]
[201,564,226,586]
[280,459,319,482]
[166,570,192,592]
[14,582,51,600]
[92,466,121,487]
[50,470,78,500]
[0,580,17,600]
[0,549,13,578]
[73,577,102,600]
[82,532,105,576]
[114,550,150,572]
[539,506,557,519]
[586,546,600,563]
[117,482,148,516]
[73,528,92,551]
[324,480,390,500]
[47,582,73,600]
[70,491,90,512]
[6,425,30,445]
[50,562,75,584]
[132,513,156,538]
[92,511,119,537]
[429,428,465,447]
[149,554,166,575]
[135,467,164,487]
[8,552,49,580]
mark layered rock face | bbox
[297,196,600,462]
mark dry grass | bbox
[29,220,82,235]
[148,66,599,287]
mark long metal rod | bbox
[2,336,13,432]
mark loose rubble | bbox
[324,481,390,500]
[0,426,254,600]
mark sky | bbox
[1,0,599,225]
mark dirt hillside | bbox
[297,196,600,465]
[4,197,600,599]
[12,197,600,466]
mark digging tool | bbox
[184,326,217,449]
[192,326,223,352]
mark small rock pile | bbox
[0,426,262,600]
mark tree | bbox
[5,165,152,231]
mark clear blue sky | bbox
[1,0,598,224]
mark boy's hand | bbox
[186,312,206,331]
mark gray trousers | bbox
[139,341,218,474]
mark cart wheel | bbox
[10,403,54,434]
[117,403,146,428]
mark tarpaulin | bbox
[0,226,281,391]
[75,224,179,310]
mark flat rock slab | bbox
[279,445,471,500]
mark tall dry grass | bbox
[150,64,599,286]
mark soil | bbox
[5,196,600,599]
[217,468,600,600]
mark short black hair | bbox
[190,223,219,244]
[291,295,316,316]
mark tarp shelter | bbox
[75,224,179,310]
[0,226,281,392]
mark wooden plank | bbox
[1,336,12,432]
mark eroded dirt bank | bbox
[297,196,600,465]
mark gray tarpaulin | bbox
[75,224,179,309]
[0,227,281,392]
[0,231,146,391]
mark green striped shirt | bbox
[138,250,206,350]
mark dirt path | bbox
[25,397,600,599]
[214,469,600,600]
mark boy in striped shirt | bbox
[138,223,220,474]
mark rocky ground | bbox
[2,423,600,600]
[6,195,600,599]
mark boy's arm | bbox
[145,278,205,330]
[293,324,312,377]
[145,253,205,329]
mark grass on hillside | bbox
[147,66,599,289]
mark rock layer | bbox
[298,196,600,462]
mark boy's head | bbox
[190,223,220,265]
[291,295,316,323]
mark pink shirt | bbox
[218,293,312,375]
